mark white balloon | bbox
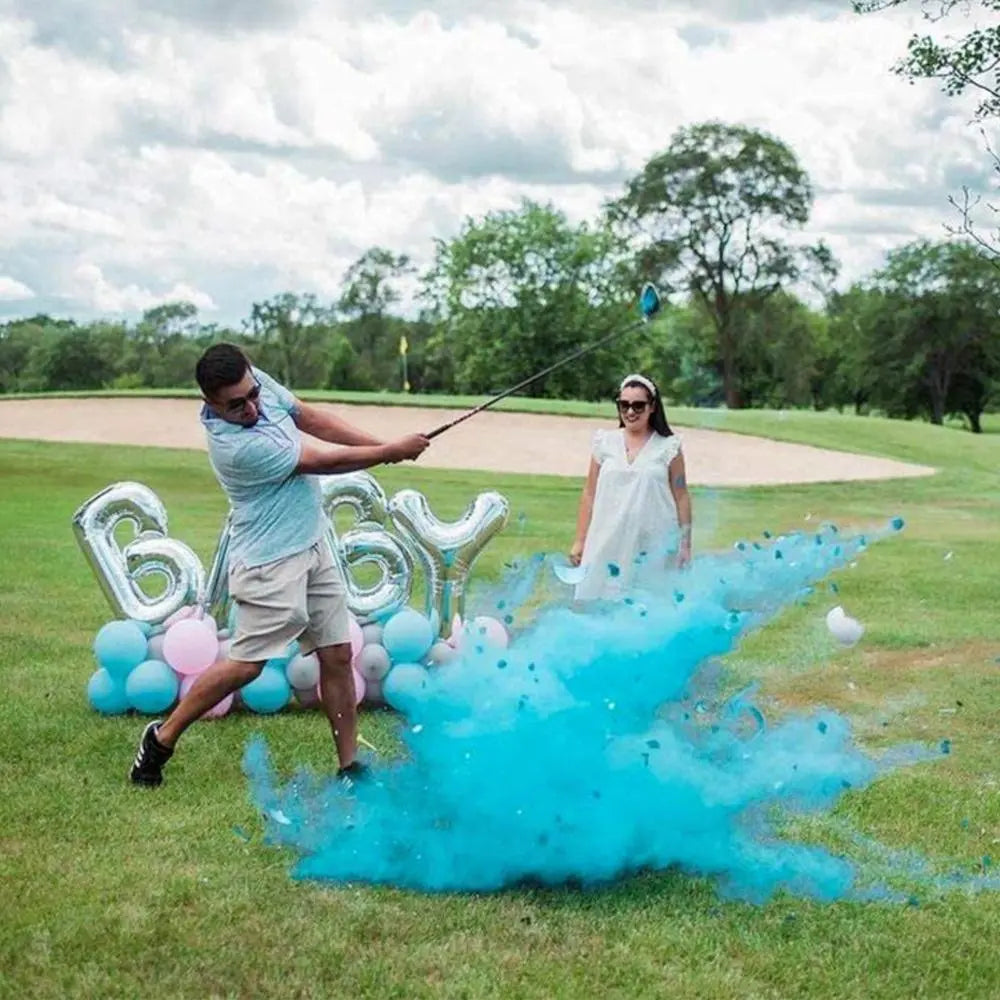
[826,606,864,646]
[361,623,384,647]
[553,562,588,585]
[427,640,459,666]
[286,652,320,690]
[147,633,166,661]
[356,644,392,682]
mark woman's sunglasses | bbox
[224,380,262,415]
[617,399,648,414]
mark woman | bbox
[569,373,692,601]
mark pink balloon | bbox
[473,616,509,650]
[295,686,321,708]
[447,614,464,648]
[179,674,233,719]
[348,616,364,662]
[164,605,197,629]
[163,618,219,676]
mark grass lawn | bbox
[1,408,998,999]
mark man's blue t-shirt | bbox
[201,367,324,569]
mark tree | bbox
[422,200,640,400]
[637,302,723,407]
[609,122,837,408]
[245,293,343,389]
[126,301,200,387]
[339,247,415,389]
[867,239,1000,428]
[824,286,892,414]
[855,0,1000,257]
[734,292,829,409]
[39,322,123,390]
[0,317,48,392]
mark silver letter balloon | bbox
[321,473,413,624]
[73,475,507,634]
[388,488,509,634]
[72,482,205,625]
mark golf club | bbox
[425,283,661,440]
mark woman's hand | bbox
[569,539,584,567]
[678,536,692,569]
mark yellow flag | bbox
[399,334,408,357]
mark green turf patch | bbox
[1,414,998,999]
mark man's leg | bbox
[130,549,311,787]
[303,539,360,776]
[157,658,264,747]
[129,657,264,787]
[316,643,359,769]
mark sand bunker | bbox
[0,398,935,486]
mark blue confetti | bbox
[243,517,955,903]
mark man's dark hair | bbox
[196,343,250,397]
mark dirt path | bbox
[0,398,935,486]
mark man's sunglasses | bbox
[617,399,648,414]
[224,380,262,414]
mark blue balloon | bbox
[382,662,431,714]
[242,666,291,714]
[128,619,154,637]
[382,609,434,665]
[94,620,148,680]
[125,659,179,714]
[265,654,291,675]
[87,668,130,715]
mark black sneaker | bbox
[129,720,174,787]
[336,760,370,790]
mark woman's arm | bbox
[570,458,600,565]
[669,451,692,567]
[293,400,383,447]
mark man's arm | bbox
[293,400,383,447]
[296,434,428,476]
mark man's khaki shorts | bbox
[228,538,350,663]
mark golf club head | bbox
[639,283,661,319]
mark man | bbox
[129,343,429,787]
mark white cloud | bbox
[70,262,215,314]
[0,1,993,322]
[0,275,34,301]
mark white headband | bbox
[620,373,658,397]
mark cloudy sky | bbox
[0,0,993,325]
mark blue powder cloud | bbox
[242,518,990,902]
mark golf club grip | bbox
[426,408,481,439]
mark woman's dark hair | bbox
[618,375,673,437]
[196,343,250,397]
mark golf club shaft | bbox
[425,314,651,440]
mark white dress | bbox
[575,429,683,601]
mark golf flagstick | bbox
[425,284,661,440]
